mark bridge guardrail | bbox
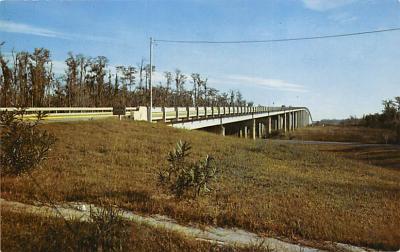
[0,107,139,121]
[0,106,312,123]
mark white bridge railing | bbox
[0,106,309,122]
[0,107,137,120]
[140,106,302,122]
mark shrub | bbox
[87,203,131,251]
[158,140,217,198]
[0,109,56,176]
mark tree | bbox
[0,109,56,176]
[65,52,78,107]
[1,47,253,109]
[0,52,13,106]
[174,69,186,106]
[29,48,52,107]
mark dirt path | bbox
[1,198,380,252]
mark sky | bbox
[0,0,399,120]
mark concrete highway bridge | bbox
[0,106,312,139]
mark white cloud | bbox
[0,20,118,44]
[329,12,358,23]
[0,20,68,39]
[212,75,307,93]
[302,0,356,11]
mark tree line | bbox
[361,97,400,130]
[342,97,400,142]
[0,47,251,108]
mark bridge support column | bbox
[288,112,292,132]
[302,111,304,127]
[300,111,303,127]
[268,117,272,135]
[292,112,299,130]
[305,111,307,126]
[220,125,225,136]
[276,116,279,130]
[300,111,306,127]
[252,119,256,140]
[239,129,243,138]
[296,112,299,128]
[244,126,248,138]
[258,122,262,138]
[293,112,295,130]
[278,115,281,130]
[284,113,287,133]
[297,112,300,128]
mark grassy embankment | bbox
[2,209,273,252]
[2,119,400,250]
[280,125,400,169]
[284,125,397,144]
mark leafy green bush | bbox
[158,140,217,198]
[0,109,56,176]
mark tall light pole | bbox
[149,37,153,122]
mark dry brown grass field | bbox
[316,144,400,170]
[284,125,397,144]
[2,209,271,252]
[2,119,400,250]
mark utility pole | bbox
[149,37,153,122]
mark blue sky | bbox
[1,0,399,120]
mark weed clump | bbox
[158,140,217,198]
[1,204,130,252]
[0,109,56,176]
[86,203,131,251]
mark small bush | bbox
[158,140,217,198]
[0,109,56,176]
[87,203,131,251]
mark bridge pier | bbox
[292,112,295,130]
[278,115,281,130]
[299,111,302,127]
[283,114,286,131]
[252,119,256,140]
[268,117,272,135]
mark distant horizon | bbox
[1,0,399,120]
